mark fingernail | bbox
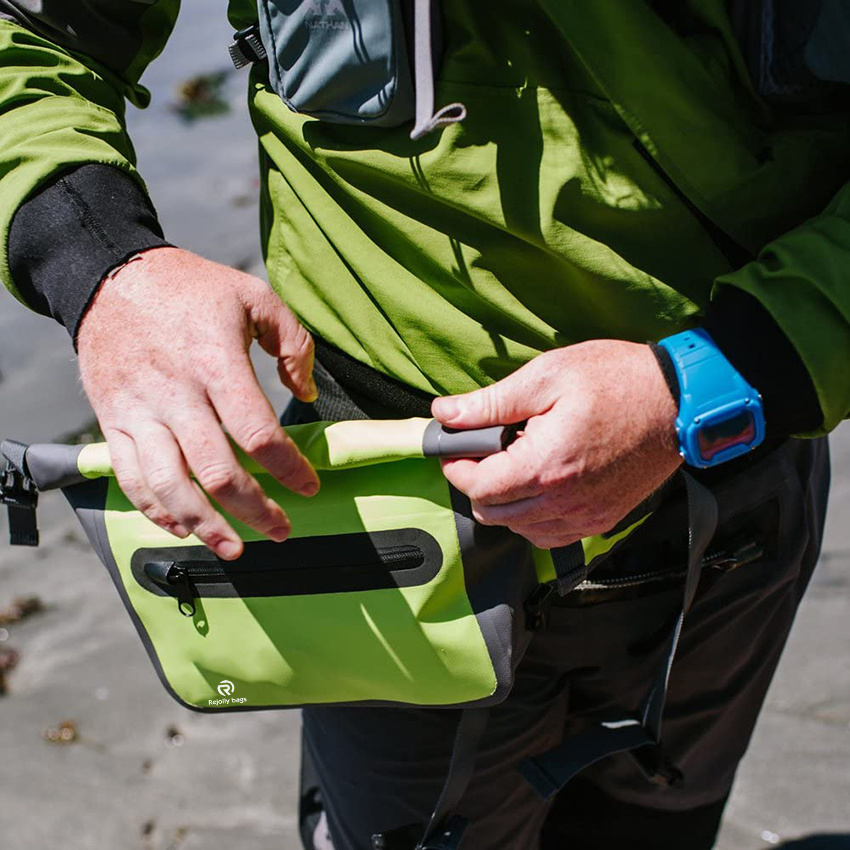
[269,525,290,542]
[219,540,242,560]
[436,397,460,421]
[172,524,190,539]
[299,479,319,497]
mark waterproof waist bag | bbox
[232,0,466,139]
[0,418,644,711]
[0,419,714,849]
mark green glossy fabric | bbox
[78,417,434,478]
[1,1,850,430]
[101,446,499,709]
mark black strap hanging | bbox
[372,707,491,850]
[0,439,39,547]
[519,471,718,799]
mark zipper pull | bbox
[144,561,196,617]
[0,449,39,547]
[169,565,196,617]
[703,539,764,572]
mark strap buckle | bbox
[0,460,39,547]
[416,815,468,850]
[372,815,468,850]
[372,824,423,850]
[229,24,267,69]
[524,583,555,631]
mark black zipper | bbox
[632,138,754,269]
[133,530,441,616]
[170,544,425,578]
[576,538,765,592]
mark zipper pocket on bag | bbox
[132,529,443,617]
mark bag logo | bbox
[304,0,349,31]
[208,679,247,706]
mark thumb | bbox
[250,290,318,403]
[432,362,550,428]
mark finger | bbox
[431,359,553,429]
[509,518,582,550]
[205,355,319,497]
[250,288,318,402]
[472,493,557,527]
[104,428,190,539]
[170,407,293,541]
[440,438,542,504]
[134,421,244,560]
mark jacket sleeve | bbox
[0,1,180,339]
[706,180,850,435]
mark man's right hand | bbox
[76,246,320,561]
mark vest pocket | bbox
[257,0,416,126]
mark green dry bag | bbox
[0,418,648,713]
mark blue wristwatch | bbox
[658,328,765,468]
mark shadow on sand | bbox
[777,836,850,849]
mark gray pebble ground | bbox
[0,4,848,847]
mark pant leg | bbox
[540,436,830,848]
[541,779,730,850]
[300,437,829,850]
[302,638,570,850]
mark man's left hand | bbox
[432,340,682,548]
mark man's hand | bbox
[432,340,681,548]
[77,247,320,560]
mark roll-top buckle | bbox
[0,460,39,547]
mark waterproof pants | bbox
[289,401,829,850]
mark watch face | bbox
[697,409,757,462]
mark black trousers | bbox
[285,402,830,850]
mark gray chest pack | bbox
[229,0,466,139]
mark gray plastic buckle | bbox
[229,24,267,69]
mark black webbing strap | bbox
[518,471,718,800]
[0,439,39,547]
[549,542,587,596]
[416,707,490,849]
[372,707,490,850]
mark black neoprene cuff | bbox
[8,163,171,345]
[702,287,823,436]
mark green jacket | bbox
[1,1,849,431]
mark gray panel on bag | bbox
[448,485,539,707]
[24,444,86,491]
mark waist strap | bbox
[312,336,434,421]
[311,335,787,478]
